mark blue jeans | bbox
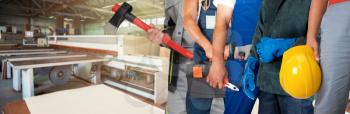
[258,91,314,114]
[186,95,213,114]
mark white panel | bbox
[12,69,21,91]
[22,69,34,98]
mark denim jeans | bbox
[258,91,314,114]
[186,95,213,114]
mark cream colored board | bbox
[24,85,164,114]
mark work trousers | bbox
[315,2,350,114]
[186,95,224,114]
[258,91,313,114]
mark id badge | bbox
[206,15,216,29]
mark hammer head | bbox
[109,3,133,28]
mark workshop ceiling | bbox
[0,0,164,21]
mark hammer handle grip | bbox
[162,36,194,59]
[132,17,194,59]
[132,18,151,31]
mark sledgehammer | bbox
[109,2,193,59]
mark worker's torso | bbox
[194,0,218,64]
[189,0,225,98]
[256,0,311,95]
[260,0,311,38]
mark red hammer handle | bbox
[113,3,193,59]
[132,18,193,59]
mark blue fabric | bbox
[256,37,297,63]
[224,89,256,114]
[186,95,213,114]
[243,56,260,100]
[258,91,314,114]
[223,0,262,113]
[226,60,245,88]
[224,60,257,114]
[229,0,262,47]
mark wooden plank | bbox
[50,44,117,56]
[4,53,75,59]
[10,56,106,69]
[0,51,67,56]
[4,53,73,59]
[0,49,55,53]
[7,54,87,62]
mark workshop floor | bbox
[0,77,89,112]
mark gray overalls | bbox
[165,0,224,114]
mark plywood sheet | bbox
[24,84,164,114]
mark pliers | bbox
[224,77,239,91]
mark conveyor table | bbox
[2,53,87,91]
[9,56,106,98]
[0,50,67,79]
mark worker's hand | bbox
[207,61,227,89]
[256,37,296,63]
[203,43,213,60]
[306,36,320,62]
[146,24,164,45]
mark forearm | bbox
[183,19,212,49]
[307,0,328,39]
[212,4,232,63]
[212,25,227,63]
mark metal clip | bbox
[225,82,239,91]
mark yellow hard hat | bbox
[280,45,322,99]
